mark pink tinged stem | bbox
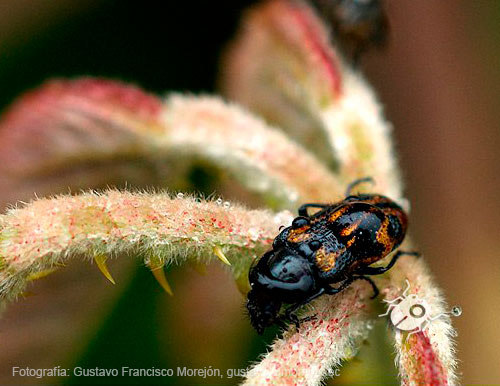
[244,284,374,386]
[399,332,449,386]
[387,255,458,386]
[0,191,294,302]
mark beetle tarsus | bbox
[288,313,317,332]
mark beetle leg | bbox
[325,275,379,298]
[345,176,374,196]
[297,203,329,217]
[287,313,301,330]
[324,277,355,295]
[281,287,326,330]
[355,275,379,298]
[287,313,315,332]
[284,287,325,316]
[355,251,420,275]
[298,314,318,324]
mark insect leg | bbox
[355,275,379,298]
[382,281,409,305]
[402,279,411,297]
[406,327,423,342]
[355,251,420,275]
[383,296,404,304]
[429,312,449,321]
[325,275,379,298]
[345,176,374,196]
[281,287,326,330]
[378,304,396,317]
[324,277,355,295]
[382,281,410,304]
[297,203,329,217]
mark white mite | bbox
[379,280,461,340]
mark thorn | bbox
[150,265,174,296]
[27,267,59,281]
[94,255,116,284]
[213,245,231,266]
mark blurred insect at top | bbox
[308,0,389,63]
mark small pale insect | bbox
[379,280,461,339]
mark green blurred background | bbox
[1,0,499,384]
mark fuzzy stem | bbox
[243,283,373,386]
[384,250,458,386]
[161,95,344,206]
[0,79,343,209]
[0,191,294,305]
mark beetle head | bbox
[246,248,316,333]
[246,288,282,334]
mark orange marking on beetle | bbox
[339,212,369,237]
[315,246,343,272]
[340,223,356,237]
[329,206,348,223]
[376,217,392,254]
[346,236,356,247]
[287,226,312,243]
[350,255,381,272]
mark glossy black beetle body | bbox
[247,178,417,334]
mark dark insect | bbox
[246,177,418,334]
[309,0,389,63]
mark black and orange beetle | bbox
[246,178,418,334]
